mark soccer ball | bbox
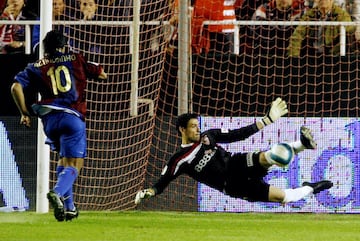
[269,143,294,167]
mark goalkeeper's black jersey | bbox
[152,123,259,195]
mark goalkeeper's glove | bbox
[134,188,155,205]
[261,97,288,126]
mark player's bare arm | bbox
[11,82,31,127]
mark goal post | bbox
[177,0,190,114]
[36,0,52,214]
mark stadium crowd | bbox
[0,0,358,56]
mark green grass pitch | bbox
[1,211,359,241]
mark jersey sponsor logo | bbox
[194,148,216,172]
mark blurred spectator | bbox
[234,0,267,54]
[101,0,132,55]
[0,0,6,12]
[139,0,168,55]
[78,0,98,20]
[31,0,69,57]
[236,0,267,20]
[305,0,360,43]
[0,0,27,54]
[253,0,304,21]
[104,0,131,19]
[163,0,188,54]
[191,0,242,54]
[72,0,103,54]
[350,0,360,21]
[346,0,360,41]
[288,0,355,56]
[251,0,306,56]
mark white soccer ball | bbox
[269,143,294,167]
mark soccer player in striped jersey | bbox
[11,30,107,221]
[135,98,333,205]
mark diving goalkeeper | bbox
[135,98,333,205]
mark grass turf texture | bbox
[0,211,359,241]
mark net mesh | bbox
[47,1,360,211]
[48,0,171,210]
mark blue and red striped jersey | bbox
[15,51,103,118]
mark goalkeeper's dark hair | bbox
[43,30,67,57]
[176,113,199,135]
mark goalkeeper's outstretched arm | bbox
[135,159,177,205]
[134,188,156,204]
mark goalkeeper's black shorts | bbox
[224,152,270,202]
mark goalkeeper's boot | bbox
[300,126,317,149]
[47,190,65,222]
[302,180,333,194]
[65,207,79,221]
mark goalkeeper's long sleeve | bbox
[152,124,260,195]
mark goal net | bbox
[48,0,171,210]
[47,1,360,211]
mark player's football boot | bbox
[47,190,65,222]
[302,180,333,194]
[300,126,317,149]
[65,207,79,221]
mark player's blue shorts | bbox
[41,111,86,158]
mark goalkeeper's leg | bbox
[263,126,317,167]
[290,126,317,153]
[269,180,333,203]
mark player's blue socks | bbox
[53,165,77,211]
[56,165,64,177]
[54,166,78,197]
[63,188,75,211]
